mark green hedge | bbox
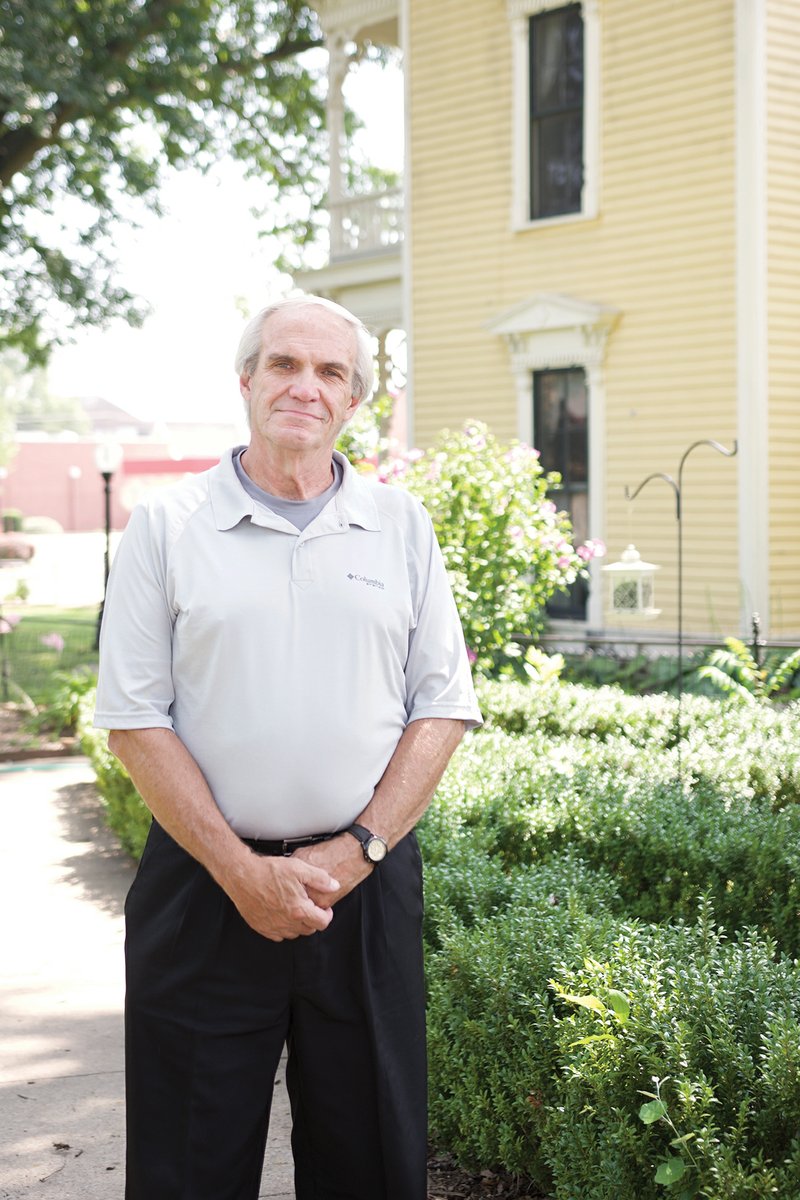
[427,898,800,1199]
[422,681,800,1199]
[77,693,151,858]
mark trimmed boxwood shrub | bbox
[77,692,151,858]
[426,899,800,1199]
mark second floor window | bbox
[529,4,584,220]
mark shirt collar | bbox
[208,447,381,533]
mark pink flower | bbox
[509,525,525,544]
[466,646,477,664]
[576,538,607,562]
[542,501,557,516]
[0,614,20,634]
[557,556,572,570]
[40,632,65,653]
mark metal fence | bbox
[0,616,98,706]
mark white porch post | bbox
[327,33,352,257]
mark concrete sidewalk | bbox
[0,758,294,1199]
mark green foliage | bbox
[0,0,331,361]
[696,638,800,703]
[0,609,98,704]
[336,391,395,465]
[76,687,150,858]
[387,421,599,675]
[426,886,800,1198]
[25,663,96,736]
[431,689,800,952]
[559,649,701,695]
[421,680,800,1198]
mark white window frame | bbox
[487,293,619,629]
[508,0,600,230]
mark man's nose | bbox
[288,368,319,401]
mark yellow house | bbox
[297,0,800,643]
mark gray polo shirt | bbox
[94,448,482,840]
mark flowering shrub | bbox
[373,421,604,674]
[0,611,20,635]
[337,392,395,465]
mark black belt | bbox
[242,832,336,857]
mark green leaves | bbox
[639,1086,694,1192]
[392,422,588,677]
[696,638,800,703]
[654,1156,687,1185]
[640,1099,669,1124]
[0,0,330,360]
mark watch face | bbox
[366,836,388,863]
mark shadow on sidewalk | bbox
[51,777,137,918]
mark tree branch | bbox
[0,102,80,187]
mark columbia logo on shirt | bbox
[347,573,385,590]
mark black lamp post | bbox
[94,441,123,648]
[625,438,738,773]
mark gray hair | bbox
[234,294,376,406]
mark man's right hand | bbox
[223,852,341,942]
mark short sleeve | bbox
[403,509,482,729]
[93,504,176,731]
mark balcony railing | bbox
[329,187,404,260]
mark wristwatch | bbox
[345,823,388,865]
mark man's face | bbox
[240,305,361,456]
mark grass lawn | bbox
[0,606,99,706]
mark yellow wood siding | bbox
[408,0,741,634]
[766,0,800,635]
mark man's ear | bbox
[344,394,362,422]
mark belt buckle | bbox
[280,835,310,856]
[280,833,331,856]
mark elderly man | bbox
[94,294,481,1200]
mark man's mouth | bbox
[278,409,323,421]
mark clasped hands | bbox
[227,832,372,943]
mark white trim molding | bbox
[488,292,619,629]
[735,0,769,635]
[508,0,600,230]
[399,0,414,445]
[315,0,398,40]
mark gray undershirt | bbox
[233,448,343,532]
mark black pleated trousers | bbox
[124,821,428,1200]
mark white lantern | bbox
[602,544,661,620]
[94,440,123,477]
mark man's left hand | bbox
[293,833,373,906]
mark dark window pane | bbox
[566,372,588,482]
[529,5,584,220]
[534,367,589,620]
[534,375,568,476]
[532,112,583,217]
[532,8,584,110]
